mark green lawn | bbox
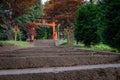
[0,40,31,48]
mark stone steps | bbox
[0,55,119,70]
[0,64,120,80]
[33,40,55,47]
[0,40,120,80]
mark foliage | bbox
[74,43,117,52]
[16,5,42,24]
[0,0,40,18]
[0,0,40,40]
[103,0,120,50]
[36,27,52,39]
[0,32,7,40]
[12,29,26,41]
[74,0,120,51]
[74,3,105,47]
[44,0,84,30]
[91,44,116,51]
[16,5,42,40]
[0,24,8,29]
[0,24,7,40]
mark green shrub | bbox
[74,3,105,47]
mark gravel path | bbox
[0,63,120,76]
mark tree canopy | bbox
[44,0,84,30]
[74,0,120,50]
[0,0,41,40]
[103,0,120,50]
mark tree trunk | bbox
[85,42,91,48]
[6,20,13,40]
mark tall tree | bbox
[44,0,84,30]
[0,0,40,40]
[74,2,105,47]
[103,0,120,50]
[15,5,42,41]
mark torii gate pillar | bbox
[52,22,57,40]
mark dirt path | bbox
[0,63,120,76]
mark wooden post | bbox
[14,31,17,46]
[68,30,70,47]
[14,24,19,46]
[67,29,71,47]
[30,27,35,42]
[65,29,71,47]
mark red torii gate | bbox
[27,21,57,42]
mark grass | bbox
[74,43,117,52]
[56,39,67,46]
[91,44,118,52]
[57,40,118,52]
[0,40,31,48]
[91,44,115,51]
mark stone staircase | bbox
[33,40,55,47]
[0,40,120,80]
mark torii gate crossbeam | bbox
[27,21,57,42]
